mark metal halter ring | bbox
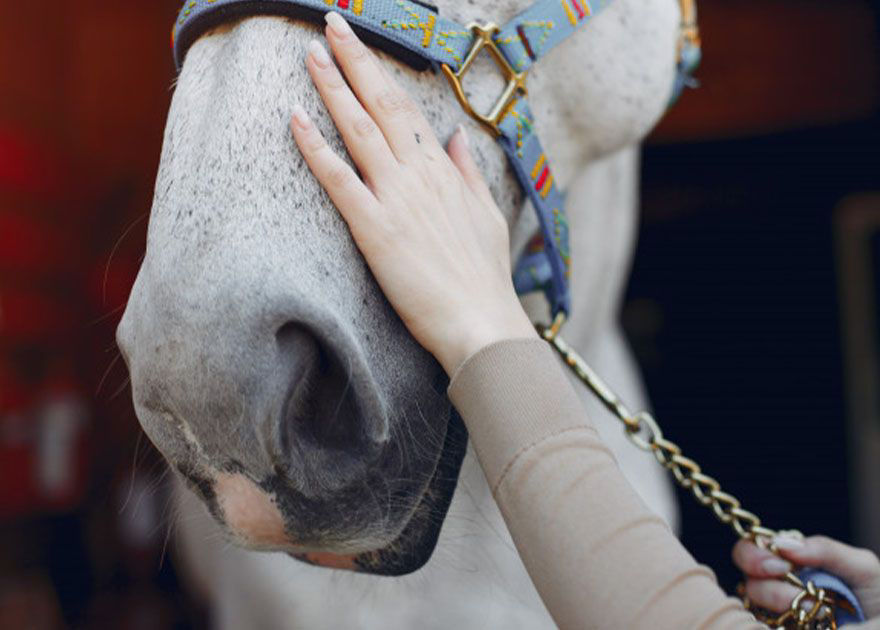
[440,23,528,136]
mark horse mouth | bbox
[161,315,468,576]
[291,406,468,576]
[272,316,469,574]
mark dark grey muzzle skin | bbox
[112,16,516,569]
[116,207,470,569]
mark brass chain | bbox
[537,313,847,630]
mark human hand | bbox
[289,12,537,376]
[733,534,880,623]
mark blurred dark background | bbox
[630,0,880,597]
[1,0,879,628]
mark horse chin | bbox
[290,409,468,577]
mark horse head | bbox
[117,0,681,575]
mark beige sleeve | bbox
[447,337,765,630]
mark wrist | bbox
[434,302,538,376]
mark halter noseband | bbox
[171,0,701,319]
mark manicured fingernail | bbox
[292,104,310,130]
[456,123,469,148]
[308,40,331,68]
[325,11,353,38]
[773,536,805,551]
[762,558,792,575]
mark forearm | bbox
[448,338,764,629]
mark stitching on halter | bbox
[381,0,437,49]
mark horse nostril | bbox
[275,322,365,456]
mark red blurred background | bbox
[1,1,879,628]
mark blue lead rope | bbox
[797,569,866,626]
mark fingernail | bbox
[308,40,331,68]
[325,12,353,38]
[456,123,469,148]
[291,104,310,130]
[773,536,805,551]
[762,558,792,575]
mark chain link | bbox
[538,314,846,630]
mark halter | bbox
[172,0,698,319]
[169,2,865,627]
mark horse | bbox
[117,0,684,625]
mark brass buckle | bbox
[440,23,528,137]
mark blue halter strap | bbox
[172,0,697,317]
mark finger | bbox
[744,578,801,614]
[732,540,793,578]
[305,39,397,185]
[324,12,442,162]
[776,535,880,587]
[447,125,497,210]
[290,104,383,233]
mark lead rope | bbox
[536,313,856,630]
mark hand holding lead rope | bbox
[537,313,859,630]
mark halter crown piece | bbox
[170,1,865,627]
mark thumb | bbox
[447,124,496,208]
